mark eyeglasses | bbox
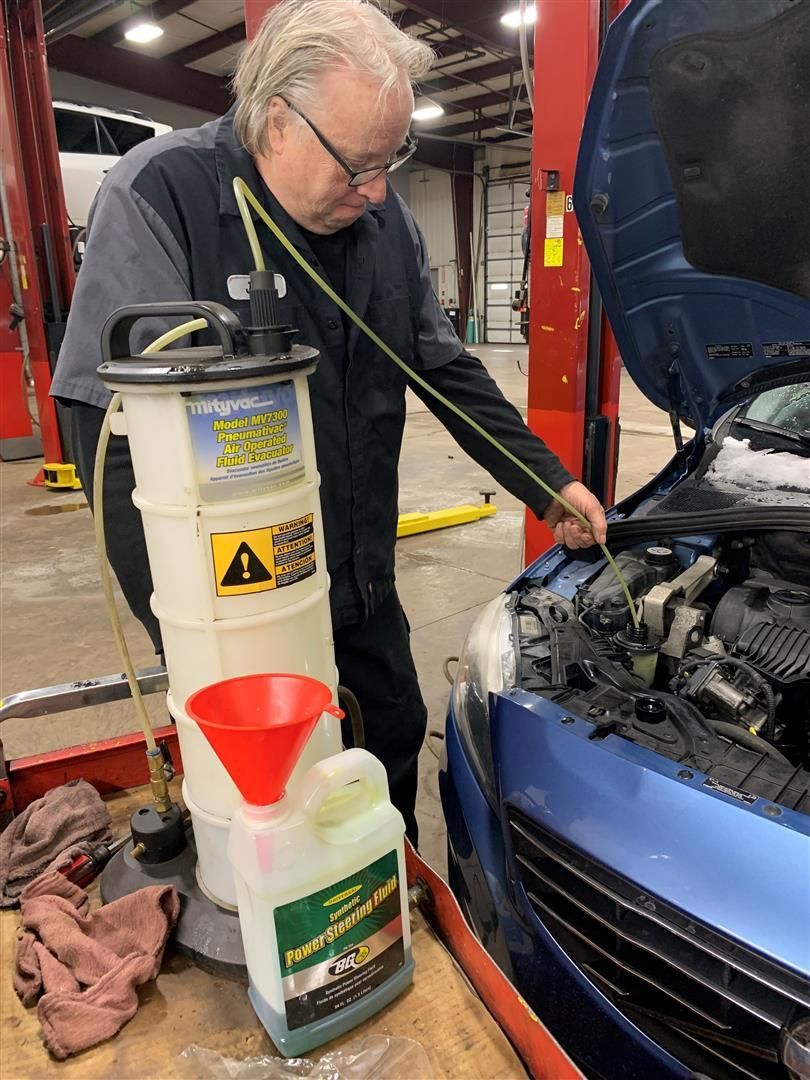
[281,98,418,188]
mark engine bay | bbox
[514,530,810,815]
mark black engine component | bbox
[753,531,810,588]
[580,546,676,634]
[712,579,810,684]
[515,584,810,815]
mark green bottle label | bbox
[274,850,404,1030]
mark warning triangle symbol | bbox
[220,541,273,588]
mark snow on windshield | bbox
[704,436,810,506]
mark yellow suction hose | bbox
[92,318,209,768]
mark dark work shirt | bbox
[300,226,348,302]
[52,109,575,631]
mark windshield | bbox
[738,384,810,437]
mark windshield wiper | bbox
[732,416,810,449]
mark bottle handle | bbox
[299,748,389,824]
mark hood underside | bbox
[574,0,810,429]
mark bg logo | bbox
[328,946,370,977]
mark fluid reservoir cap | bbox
[635,696,667,724]
[616,621,659,654]
[645,546,675,566]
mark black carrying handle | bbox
[101,301,244,363]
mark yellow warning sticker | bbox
[546,191,566,216]
[211,514,316,597]
[544,238,564,267]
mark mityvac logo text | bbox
[328,946,370,977]
[187,393,284,418]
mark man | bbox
[51,0,607,843]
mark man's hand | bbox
[542,480,607,548]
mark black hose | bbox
[338,685,365,750]
[707,720,792,766]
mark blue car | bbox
[440,2,810,1078]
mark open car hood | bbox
[574,0,810,429]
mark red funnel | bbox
[186,673,343,806]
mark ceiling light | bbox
[412,97,445,122]
[124,21,164,43]
[501,5,537,29]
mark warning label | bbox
[186,380,304,501]
[544,238,564,267]
[546,190,565,240]
[763,340,810,358]
[211,514,316,597]
[546,191,565,216]
[706,343,753,360]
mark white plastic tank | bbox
[98,301,342,906]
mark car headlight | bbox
[451,593,516,807]
[783,1016,810,1080]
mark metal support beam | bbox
[167,20,246,67]
[398,1,519,56]
[48,33,231,114]
[423,57,518,94]
[43,0,120,43]
[396,9,430,31]
[437,107,532,139]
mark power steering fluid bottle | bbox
[187,674,414,1057]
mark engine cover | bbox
[711,579,810,684]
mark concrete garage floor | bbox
[0,345,674,874]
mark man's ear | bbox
[265,97,290,155]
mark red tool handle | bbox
[59,852,99,887]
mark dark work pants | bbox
[69,402,428,843]
[335,589,427,844]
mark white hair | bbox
[233,0,435,155]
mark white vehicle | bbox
[54,101,172,227]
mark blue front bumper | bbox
[441,691,810,1079]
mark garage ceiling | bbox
[44,0,533,146]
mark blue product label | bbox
[185,381,303,499]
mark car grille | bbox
[507,809,810,1080]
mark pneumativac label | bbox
[185,380,303,500]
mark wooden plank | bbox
[0,786,528,1079]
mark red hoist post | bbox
[524,0,630,566]
[244,0,281,38]
[0,0,75,477]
